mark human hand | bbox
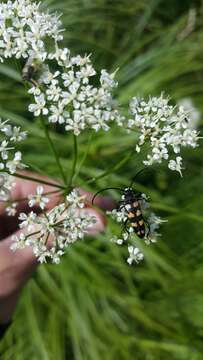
[0,173,112,324]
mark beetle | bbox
[92,170,149,239]
[118,187,147,238]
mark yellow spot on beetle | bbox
[128,212,134,218]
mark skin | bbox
[0,173,113,324]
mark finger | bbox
[78,189,115,211]
[0,228,38,323]
[0,230,38,298]
[0,171,61,215]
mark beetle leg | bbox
[143,218,150,237]
[122,218,130,234]
[117,201,126,211]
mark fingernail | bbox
[77,188,115,211]
[96,196,116,211]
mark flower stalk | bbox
[67,134,78,190]
[39,116,67,185]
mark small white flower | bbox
[49,102,68,124]
[28,186,49,209]
[66,189,85,208]
[1,125,27,142]
[51,249,64,264]
[6,151,25,174]
[40,68,60,84]
[100,69,118,89]
[168,156,183,176]
[46,81,62,102]
[110,236,124,245]
[62,71,76,87]
[76,64,96,84]
[28,86,41,96]
[19,211,37,231]
[0,140,13,160]
[127,246,144,265]
[5,202,17,216]
[29,94,48,116]
[108,207,127,223]
[11,233,27,251]
[0,173,14,201]
[48,47,70,66]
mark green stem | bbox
[9,172,65,190]
[39,117,67,185]
[67,135,78,190]
[86,147,135,185]
[26,230,41,238]
[72,132,93,183]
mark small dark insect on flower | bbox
[118,188,148,238]
[92,170,149,239]
[22,57,40,86]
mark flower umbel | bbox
[0,0,63,63]
[28,54,124,135]
[128,94,200,174]
[11,189,96,264]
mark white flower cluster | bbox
[109,192,166,265]
[0,0,123,135]
[128,94,200,175]
[0,119,26,200]
[28,52,124,135]
[11,188,96,264]
[0,0,63,62]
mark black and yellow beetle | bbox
[118,187,146,238]
[92,171,149,239]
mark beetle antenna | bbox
[92,187,123,205]
[129,168,146,188]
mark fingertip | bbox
[78,189,115,211]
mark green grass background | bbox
[1,0,203,359]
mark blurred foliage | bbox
[1,0,203,359]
